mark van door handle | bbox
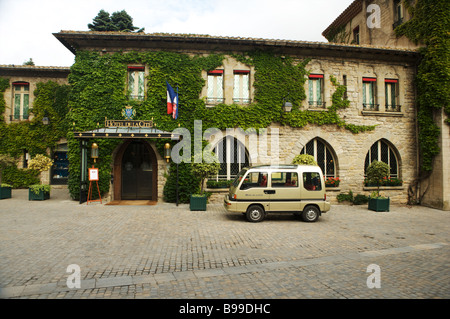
[264,190,275,194]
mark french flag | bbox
[166,81,178,119]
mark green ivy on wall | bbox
[66,49,374,200]
[395,0,450,173]
[0,80,70,187]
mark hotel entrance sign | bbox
[105,119,154,128]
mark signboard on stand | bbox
[87,166,101,205]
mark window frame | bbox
[127,66,146,101]
[362,77,378,111]
[207,69,225,105]
[233,70,251,104]
[364,140,400,179]
[213,136,250,181]
[385,79,401,112]
[300,138,337,180]
[308,74,325,108]
[12,82,30,121]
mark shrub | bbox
[292,154,317,166]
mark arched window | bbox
[213,136,249,180]
[364,140,399,178]
[300,138,336,179]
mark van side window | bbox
[271,172,298,187]
[303,172,322,191]
[240,172,268,189]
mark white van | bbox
[224,165,331,222]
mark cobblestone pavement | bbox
[0,188,449,300]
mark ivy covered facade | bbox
[1,26,446,209]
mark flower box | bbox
[325,177,340,187]
[29,185,50,201]
[190,194,207,211]
[368,197,390,212]
[0,186,12,199]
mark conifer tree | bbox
[88,9,144,32]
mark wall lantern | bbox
[91,143,99,163]
[283,94,293,112]
[283,101,293,112]
[164,143,171,163]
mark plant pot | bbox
[368,197,390,212]
[190,194,207,211]
[0,186,12,199]
[29,188,50,201]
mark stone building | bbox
[0,65,70,185]
[322,0,419,50]
[51,31,420,205]
[1,2,447,210]
[322,0,449,210]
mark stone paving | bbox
[0,188,449,300]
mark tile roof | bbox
[54,30,419,54]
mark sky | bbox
[0,0,354,67]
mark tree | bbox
[88,9,112,31]
[23,58,35,66]
[366,160,390,198]
[88,9,144,32]
[191,152,220,196]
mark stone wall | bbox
[205,54,418,206]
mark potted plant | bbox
[366,160,390,212]
[190,152,220,211]
[27,154,53,201]
[0,154,16,199]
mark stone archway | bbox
[113,140,158,201]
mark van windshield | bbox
[232,168,248,187]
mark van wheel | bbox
[246,205,265,223]
[302,205,320,222]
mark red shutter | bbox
[208,70,224,75]
[363,77,377,82]
[128,66,145,71]
[234,70,250,74]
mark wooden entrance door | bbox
[120,141,154,200]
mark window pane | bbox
[381,141,389,164]
[14,94,21,119]
[241,172,267,189]
[389,149,398,177]
[23,94,29,119]
[370,142,378,162]
[137,71,145,100]
[271,172,298,187]
[317,140,325,173]
[242,74,249,101]
[128,71,135,97]
[233,74,240,100]
[303,172,322,191]
[326,148,335,176]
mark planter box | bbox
[0,186,12,199]
[190,195,207,211]
[368,197,390,212]
[29,188,50,201]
